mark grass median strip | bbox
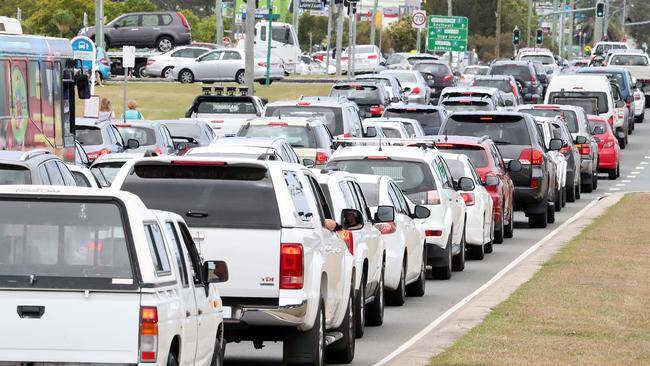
[431,193,650,365]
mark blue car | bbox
[80,47,111,82]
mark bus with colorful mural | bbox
[0,33,81,159]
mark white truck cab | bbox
[243,21,301,74]
[0,186,226,366]
[0,16,22,34]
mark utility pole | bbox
[378,10,383,53]
[16,8,21,22]
[448,0,452,66]
[603,0,609,39]
[95,0,104,49]
[232,0,238,40]
[265,0,273,86]
[336,2,344,76]
[527,0,533,46]
[495,0,502,59]
[293,0,300,34]
[244,0,255,92]
[325,3,334,71]
[216,0,224,45]
[551,0,558,49]
[370,0,379,46]
[348,5,354,78]
[559,6,565,58]
[566,0,574,58]
[621,0,626,39]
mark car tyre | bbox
[156,36,175,52]
[493,208,504,244]
[162,66,174,79]
[405,249,426,297]
[592,173,598,190]
[284,300,325,366]
[484,220,494,254]
[567,181,576,202]
[554,188,562,212]
[547,201,556,224]
[576,182,582,199]
[561,186,566,208]
[326,289,355,364]
[609,168,617,180]
[581,180,593,193]
[178,69,194,83]
[432,235,453,280]
[209,335,224,366]
[467,243,484,260]
[366,263,384,326]
[167,349,179,366]
[354,276,365,338]
[636,111,644,123]
[528,206,548,228]
[451,228,466,272]
[236,70,246,85]
[504,204,514,239]
[385,259,406,306]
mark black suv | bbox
[412,61,457,104]
[439,112,563,228]
[79,12,192,52]
[329,80,390,118]
[489,61,544,104]
[0,150,76,186]
[382,105,448,135]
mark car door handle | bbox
[17,305,45,319]
[186,210,208,218]
[198,309,203,315]
[186,310,191,317]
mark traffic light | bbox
[513,28,521,45]
[596,2,605,18]
[535,29,543,46]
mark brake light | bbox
[100,57,109,66]
[519,148,543,165]
[533,105,560,109]
[479,117,493,121]
[171,160,227,165]
[425,230,442,236]
[114,124,131,128]
[139,306,158,363]
[460,192,475,206]
[603,137,616,148]
[608,115,614,126]
[211,120,224,124]
[297,101,311,106]
[268,121,288,126]
[530,178,539,189]
[511,83,518,95]
[626,101,631,108]
[337,230,354,254]
[577,144,591,155]
[369,105,384,116]
[154,147,164,156]
[368,55,378,59]
[366,156,389,160]
[426,190,440,205]
[280,243,303,289]
[315,151,329,164]
[560,145,572,154]
[635,94,641,101]
[177,12,190,29]
[341,56,349,61]
[530,75,538,85]
[375,221,397,234]
[443,74,453,82]
[86,147,111,162]
[146,59,155,65]
[410,87,422,95]
[343,133,352,138]
[257,61,267,67]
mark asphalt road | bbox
[225,110,650,366]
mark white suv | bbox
[316,170,388,335]
[326,141,470,280]
[0,186,226,366]
[112,157,357,365]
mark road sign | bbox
[427,15,468,52]
[70,36,96,61]
[122,46,136,68]
[564,4,571,16]
[411,10,427,29]
[301,0,323,10]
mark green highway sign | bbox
[427,15,469,52]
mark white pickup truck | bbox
[113,157,358,365]
[183,92,266,138]
[0,186,227,366]
[606,51,650,105]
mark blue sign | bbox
[71,36,96,61]
[565,5,571,16]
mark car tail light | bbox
[139,306,158,363]
[343,133,352,138]
[577,144,591,155]
[257,61,267,67]
[518,148,543,165]
[511,83,518,95]
[368,55,378,59]
[100,57,109,66]
[443,74,453,82]
[410,87,422,95]
[172,160,226,165]
[87,147,111,162]
[635,94,641,101]
[369,105,384,116]
[608,115,614,126]
[297,101,311,106]
[560,145,572,154]
[603,137,616,148]
[530,75,538,86]
[460,192,475,206]
[375,221,397,234]
[146,59,155,65]
[337,230,354,254]
[280,243,303,289]
[530,178,539,189]
[268,121,288,126]
[341,56,349,60]
[626,100,632,108]
[154,147,164,156]
[115,124,131,128]
[177,12,190,29]
[425,190,440,205]
[211,120,224,124]
[425,230,442,237]
[315,151,329,164]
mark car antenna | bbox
[444,131,448,142]
[378,133,383,152]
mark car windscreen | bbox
[595,44,626,54]
[520,54,555,65]
[490,65,531,80]
[548,92,608,114]
[518,109,579,133]
[464,67,488,75]
[442,115,531,145]
[76,126,104,146]
[0,199,133,290]
[265,106,343,136]
[327,159,436,195]
[91,162,126,187]
[407,57,436,65]
[196,101,258,114]
[589,121,608,135]
[0,165,31,184]
[435,146,490,168]
[239,125,316,148]
[121,164,281,229]
[359,182,380,207]
[413,63,449,76]
[401,123,416,136]
[610,54,649,66]
[164,123,203,140]
[385,72,417,83]
[114,126,156,146]
[442,100,493,112]
[473,79,512,93]
[354,46,376,54]
[383,109,443,129]
[330,85,383,105]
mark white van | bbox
[544,74,628,146]
[253,21,301,74]
[0,16,22,34]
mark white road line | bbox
[641,162,649,165]
[627,175,637,178]
[374,198,603,366]
[645,156,650,159]
[616,183,626,187]
[622,180,631,183]
[609,188,621,191]
[636,166,646,170]
[632,172,641,175]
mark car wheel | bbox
[554,188,562,212]
[636,111,644,123]
[162,67,174,79]
[432,235,453,280]
[609,168,617,180]
[405,249,426,297]
[528,205,548,228]
[209,335,224,366]
[581,179,593,193]
[592,173,598,190]
[561,186,566,208]
[283,300,325,366]
[134,63,147,78]
[385,259,406,306]
[236,70,246,85]
[576,180,582,199]
[366,263,384,326]
[179,69,194,84]
[494,206,504,244]
[567,181,576,202]
[547,201,556,224]
[166,349,179,366]
[617,164,621,177]
[452,227,466,272]
[484,220,494,254]
[354,277,365,338]
[504,203,514,239]
[156,36,175,52]
[326,289,355,364]
[467,243,484,260]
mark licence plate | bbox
[222,306,232,319]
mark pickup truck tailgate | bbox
[0,291,140,363]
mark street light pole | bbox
[448,0,452,66]
[621,0,627,38]
[370,0,379,46]
[495,0,502,59]
[215,0,223,45]
[527,0,532,46]
[244,0,255,92]
[95,0,104,49]
[336,3,344,76]
[325,3,334,71]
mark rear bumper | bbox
[580,157,594,176]
[223,296,310,340]
[598,148,618,170]
[514,185,545,204]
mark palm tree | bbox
[52,9,75,38]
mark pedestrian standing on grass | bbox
[98,97,115,121]
[121,99,145,120]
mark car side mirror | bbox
[391,96,400,103]
[126,139,140,149]
[113,23,120,28]
[484,175,499,186]
[615,100,625,108]
[635,80,644,89]
[453,71,461,77]
[203,260,229,283]
[303,158,315,168]
[574,135,587,144]
[457,176,475,191]
[341,208,364,230]
[508,159,523,172]
[374,205,395,223]
[365,126,378,138]
[546,69,554,75]
[403,87,412,93]
[504,99,514,106]
[411,205,430,219]
[594,136,601,143]
[549,138,563,151]
[176,142,187,152]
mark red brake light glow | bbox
[297,101,311,106]
[146,59,155,65]
[479,117,493,121]
[425,230,443,237]
[519,148,543,165]
[315,151,329,164]
[366,156,390,160]
[533,105,560,109]
[268,121,288,126]
[410,87,422,95]
[114,124,131,128]
[280,243,304,289]
[337,230,354,254]
[139,306,158,363]
[460,192,475,206]
[177,12,190,29]
[369,105,384,116]
[368,55,378,59]
[87,147,112,162]
[443,74,453,82]
[375,222,397,235]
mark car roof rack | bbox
[331,137,438,150]
[202,86,250,97]
[20,149,51,161]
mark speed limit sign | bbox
[411,10,427,29]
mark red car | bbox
[588,115,620,179]
[433,135,517,245]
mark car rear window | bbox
[434,146,490,167]
[473,79,512,93]
[407,57,436,65]
[164,123,203,140]
[463,67,488,75]
[610,54,649,66]
[520,54,555,65]
[76,126,104,146]
[330,84,383,105]
[384,72,417,83]
[0,165,31,184]
[265,106,343,136]
[196,101,258,114]
[327,159,436,195]
[0,199,133,290]
[381,127,402,138]
[115,126,156,146]
[490,64,532,80]
[383,109,443,129]
[239,125,316,148]
[547,91,608,114]
[413,63,449,75]
[91,162,127,187]
[442,115,531,145]
[518,108,579,133]
[354,46,376,54]
[442,100,493,112]
[121,164,281,229]
[589,121,608,135]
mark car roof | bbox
[380,69,419,74]
[246,116,325,126]
[473,75,514,81]
[428,135,492,145]
[491,60,532,66]
[442,86,500,95]
[447,110,526,118]
[363,120,406,129]
[331,145,437,161]
[112,120,163,128]
[92,152,145,164]
[385,104,442,111]
[516,104,584,113]
[188,145,275,156]
[0,149,55,165]
[273,97,349,107]
[576,66,629,74]
[76,118,111,126]
[350,173,387,186]
[211,136,287,148]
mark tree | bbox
[386,16,418,53]
[51,9,75,37]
